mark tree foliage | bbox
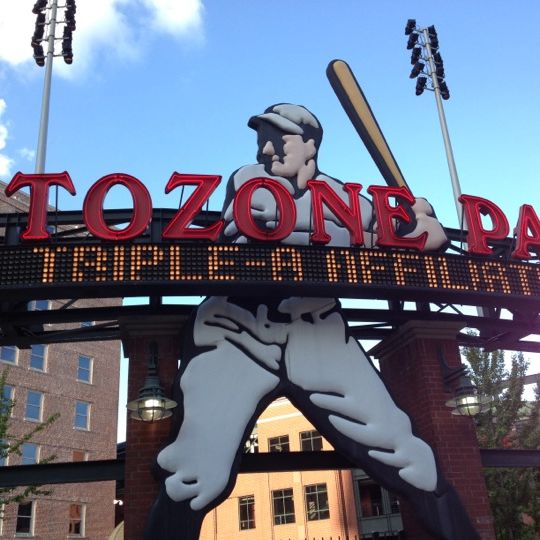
[0,368,59,513]
[463,341,540,539]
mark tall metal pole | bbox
[35,0,58,175]
[422,29,465,228]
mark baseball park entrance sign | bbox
[2,171,540,312]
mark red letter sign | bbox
[162,173,224,241]
[233,178,296,242]
[83,173,152,240]
[307,180,364,246]
[459,194,509,255]
[368,185,427,250]
[512,204,540,260]
[5,172,76,240]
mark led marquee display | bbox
[1,242,539,306]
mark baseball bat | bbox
[326,59,409,190]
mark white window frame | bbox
[67,503,86,537]
[15,500,34,536]
[25,390,43,422]
[74,401,90,431]
[76,355,93,384]
[0,346,18,365]
[21,443,39,465]
[29,344,47,372]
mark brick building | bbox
[0,183,121,539]
[200,397,404,540]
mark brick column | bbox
[370,320,495,539]
[120,316,186,540]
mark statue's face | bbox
[256,124,316,180]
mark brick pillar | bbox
[120,316,186,540]
[370,320,495,540]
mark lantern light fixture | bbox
[126,341,177,422]
[438,348,491,418]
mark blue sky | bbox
[1,1,539,439]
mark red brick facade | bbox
[373,321,496,539]
[0,184,121,539]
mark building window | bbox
[0,346,17,364]
[2,385,13,417]
[357,479,401,517]
[74,401,90,430]
[300,430,323,451]
[21,443,38,465]
[25,390,43,421]
[238,495,255,530]
[272,488,295,525]
[77,355,92,383]
[305,483,330,521]
[0,440,8,466]
[15,501,34,534]
[68,503,84,536]
[268,435,289,452]
[29,344,46,371]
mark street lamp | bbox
[126,342,177,422]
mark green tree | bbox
[463,342,540,539]
[0,368,59,514]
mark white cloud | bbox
[0,99,14,178]
[142,0,204,35]
[19,147,36,161]
[0,0,205,78]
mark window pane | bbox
[0,346,17,364]
[272,488,295,525]
[30,344,46,371]
[305,483,329,521]
[25,391,42,421]
[1,385,13,416]
[238,495,255,530]
[268,435,290,453]
[358,481,385,517]
[21,443,38,465]
[16,502,33,533]
[74,401,90,430]
[77,355,92,383]
[68,503,83,535]
[300,430,323,451]
[0,439,8,466]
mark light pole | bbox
[405,20,465,229]
[31,0,77,179]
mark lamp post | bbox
[404,19,465,229]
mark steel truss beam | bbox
[0,449,537,489]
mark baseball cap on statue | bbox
[248,103,323,147]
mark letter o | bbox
[233,178,296,242]
[83,173,152,240]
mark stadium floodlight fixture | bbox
[415,76,427,95]
[405,19,416,35]
[406,32,419,50]
[409,61,425,79]
[410,47,422,65]
[32,0,47,14]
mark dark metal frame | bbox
[0,209,539,353]
[0,449,537,489]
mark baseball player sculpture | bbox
[145,104,480,540]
